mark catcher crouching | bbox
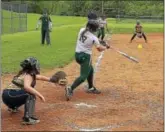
[2,57,67,125]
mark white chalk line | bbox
[74,102,97,108]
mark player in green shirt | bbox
[36,11,52,45]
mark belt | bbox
[5,88,22,90]
[6,83,22,90]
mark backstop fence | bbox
[1,2,28,34]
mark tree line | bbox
[2,0,164,18]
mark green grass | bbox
[2,25,82,74]
[27,13,86,31]
[1,10,163,74]
[106,18,163,33]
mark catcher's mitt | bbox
[50,71,67,86]
[99,40,110,49]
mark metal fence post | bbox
[1,3,3,34]
[19,3,21,32]
[0,1,2,129]
[26,3,27,32]
[10,4,13,33]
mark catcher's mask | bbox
[20,57,40,74]
[86,20,99,32]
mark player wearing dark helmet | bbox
[87,10,98,22]
[2,57,61,125]
[65,14,110,101]
[130,20,147,43]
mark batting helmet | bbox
[86,20,99,32]
[87,11,99,26]
[20,57,40,74]
[88,11,97,20]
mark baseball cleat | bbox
[22,117,40,125]
[65,86,73,101]
[86,87,101,94]
[30,116,40,123]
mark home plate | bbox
[75,103,97,108]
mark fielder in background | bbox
[65,13,110,101]
[2,57,67,125]
[36,10,52,45]
[130,20,147,43]
[97,14,109,41]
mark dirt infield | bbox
[1,33,163,131]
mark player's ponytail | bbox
[80,23,89,40]
[80,12,98,39]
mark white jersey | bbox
[75,28,100,55]
[98,17,107,28]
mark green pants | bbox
[41,28,50,45]
[97,27,105,40]
[71,52,94,90]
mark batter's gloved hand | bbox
[99,40,110,49]
[50,71,67,86]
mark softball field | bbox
[1,33,163,131]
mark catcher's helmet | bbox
[20,57,40,74]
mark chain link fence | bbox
[116,15,164,24]
[1,2,28,34]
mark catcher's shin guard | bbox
[24,94,36,118]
